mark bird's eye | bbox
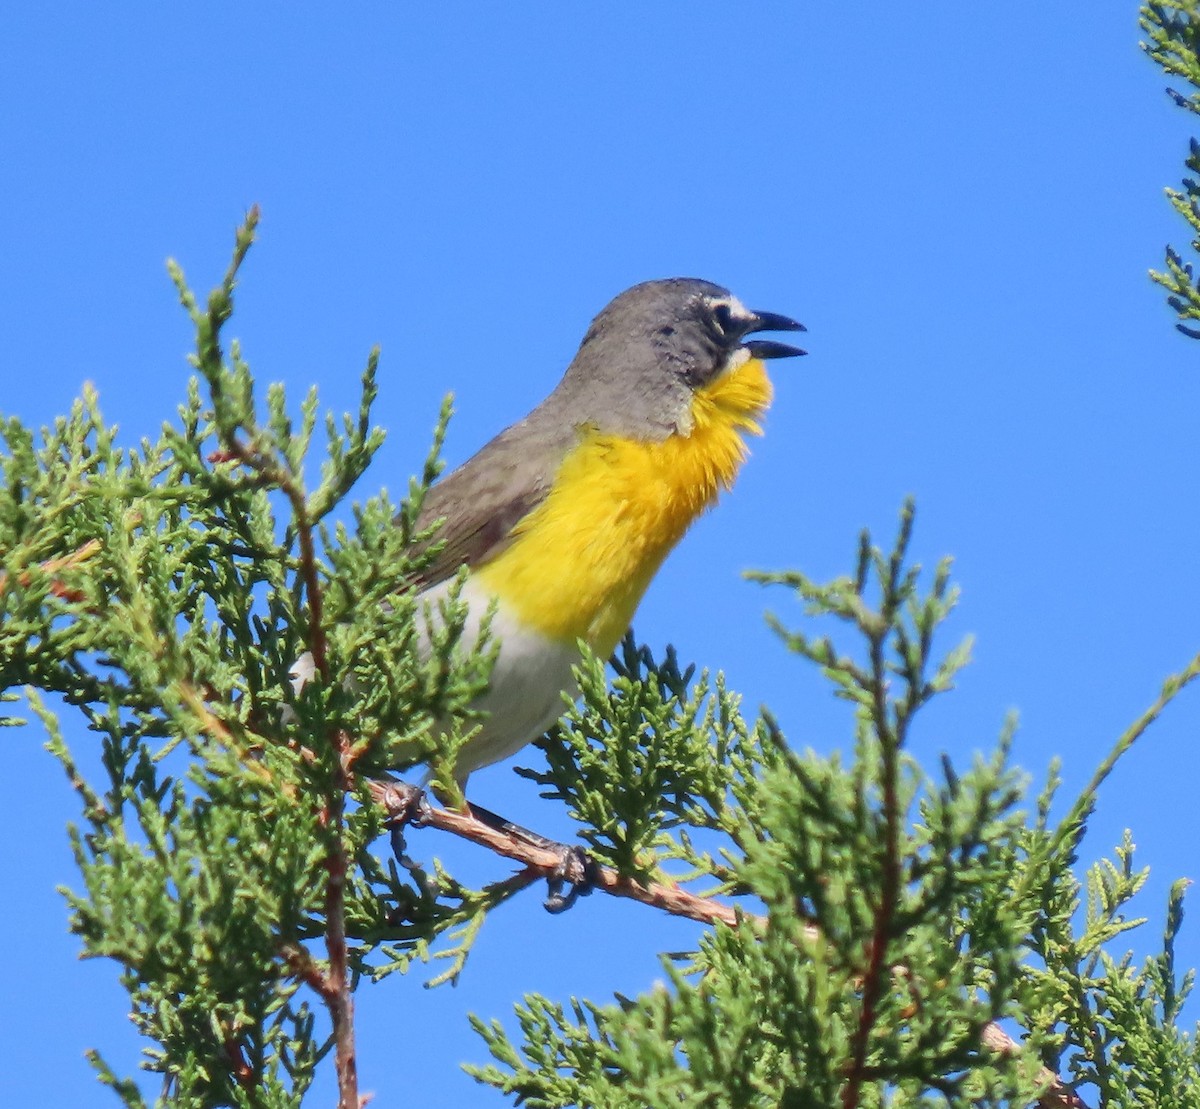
[712,302,735,337]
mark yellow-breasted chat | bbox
[293,278,804,784]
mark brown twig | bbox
[980,1023,1091,1109]
[842,627,904,1109]
[369,780,1087,1109]
[369,780,756,930]
[288,491,357,1109]
[323,822,357,1109]
[0,537,102,600]
[216,411,358,1103]
[204,442,355,1101]
[280,943,334,1000]
[222,1035,256,1090]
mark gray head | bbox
[544,278,805,439]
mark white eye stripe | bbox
[706,295,753,334]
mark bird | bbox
[294,278,805,787]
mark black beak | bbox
[742,309,807,359]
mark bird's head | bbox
[553,278,805,439]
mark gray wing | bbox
[407,415,573,590]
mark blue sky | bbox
[4,4,1199,1104]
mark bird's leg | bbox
[463,801,598,913]
[541,847,599,915]
[371,779,598,913]
[373,778,434,877]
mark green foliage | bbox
[473,513,1200,1107]
[3,213,1200,1108]
[475,509,1041,1106]
[1142,1,1200,336]
[1023,833,1200,1104]
[522,637,788,888]
[0,211,499,1106]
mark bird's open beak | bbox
[742,310,807,359]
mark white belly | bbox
[420,578,580,782]
[289,579,584,786]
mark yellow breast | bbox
[472,357,773,653]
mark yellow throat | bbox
[473,356,773,653]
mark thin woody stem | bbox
[841,625,903,1109]
[201,297,358,1103]
[369,780,1084,1109]
[0,537,102,599]
[370,781,755,930]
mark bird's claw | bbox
[379,780,432,828]
[376,780,433,872]
[543,845,598,914]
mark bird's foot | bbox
[373,778,434,874]
[543,844,598,914]
[464,801,597,913]
[376,778,432,827]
